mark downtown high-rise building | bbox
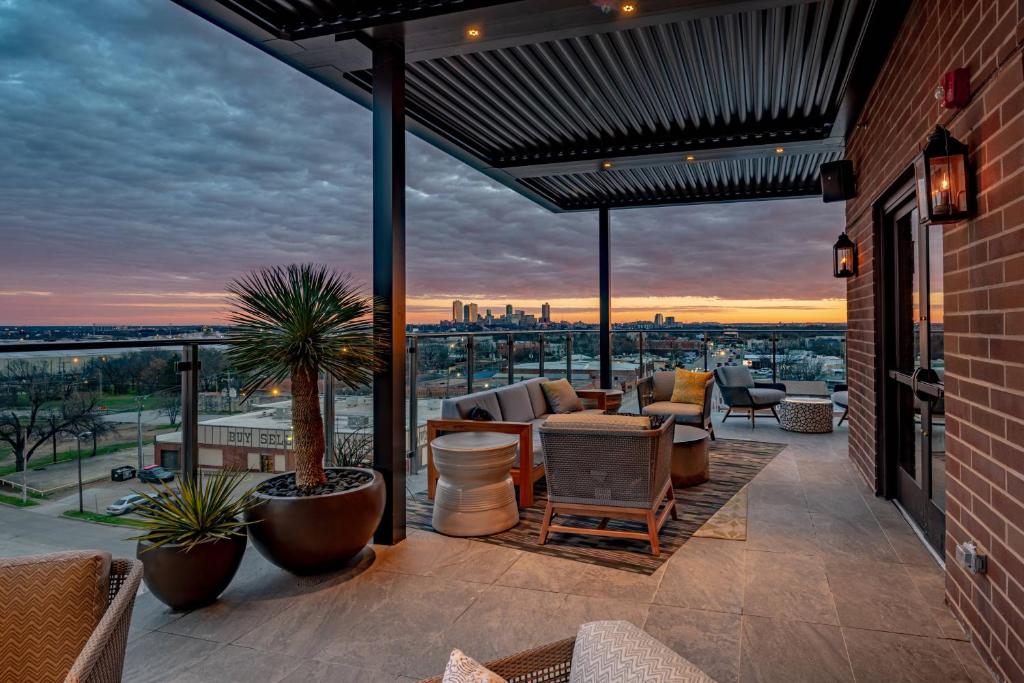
[541,302,551,323]
[654,313,664,326]
[468,303,478,322]
[505,304,513,317]
[452,300,463,322]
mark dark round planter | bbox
[136,534,247,611]
[244,467,385,575]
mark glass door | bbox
[884,199,945,555]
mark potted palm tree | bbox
[131,470,257,610]
[226,264,386,575]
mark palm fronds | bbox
[129,470,260,552]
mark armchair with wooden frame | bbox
[426,379,617,509]
[714,365,787,428]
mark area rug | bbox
[406,438,784,575]
[693,486,748,541]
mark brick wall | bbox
[845,1,1024,680]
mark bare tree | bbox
[157,393,182,428]
[0,362,106,500]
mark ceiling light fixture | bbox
[601,160,614,170]
[465,26,482,39]
[620,2,637,14]
[685,154,695,161]
[775,147,785,154]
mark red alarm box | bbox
[941,69,970,109]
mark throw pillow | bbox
[670,368,713,406]
[541,378,583,413]
[569,621,717,683]
[442,648,507,683]
[466,406,494,421]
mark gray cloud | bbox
[0,0,845,323]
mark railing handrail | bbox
[0,338,228,353]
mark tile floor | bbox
[121,415,994,682]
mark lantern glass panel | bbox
[927,155,968,217]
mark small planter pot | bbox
[244,467,385,575]
[137,534,247,611]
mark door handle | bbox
[911,367,942,403]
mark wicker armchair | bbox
[0,551,143,683]
[714,366,787,428]
[538,414,676,555]
[419,637,576,683]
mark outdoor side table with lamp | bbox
[429,431,519,537]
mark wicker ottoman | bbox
[430,432,519,536]
[671,426,710,487]
[777,397,834,433]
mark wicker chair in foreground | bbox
[0,550,143,683]
[420,637,576,683]
[538,413,676,555]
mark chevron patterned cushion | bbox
[442,648,507,682]
[569,621,717,683]
[0,550,111,683]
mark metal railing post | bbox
[506,333,515,386]
[408,337,419,473]
[703,334,709,371]
[638,331,645,377]
[538,334,545,377]
[179,344,200,482]
[565,334,573,384]
[771,332,778,384]
[466,335,475,394]
[323,371,335,466]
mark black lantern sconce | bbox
[833,232,857,278]
[915,125,972,223]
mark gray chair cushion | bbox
[652,371,676,402]
[717,365,754,388]
[642,401,703,426]
[569,620,716,683]
[522,377,551,418]
[441,392,503,421]
[831,390,849,408]
[747,388,785,406]
[494,383,535,422]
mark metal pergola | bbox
[173,0,909,543]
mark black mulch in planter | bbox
[256,468,373,498]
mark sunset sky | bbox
[0,1,847,327]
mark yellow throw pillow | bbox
[670,368,713,405]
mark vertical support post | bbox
[507,334,515,386]
[703,335,709,371]
[598,206,612,389]
[408,337,419,473]
[566,335,573,384]
[771,332,778,384]
[638,331,645,378]
[372,37,406,546]
[323,372,335,466]
[466,335,475,394]
[538,334,545,377]
[179,344,199,482]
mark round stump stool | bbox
[672,425,710,487]
[777,397,834,433]
[430,432,519,537]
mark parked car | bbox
[106,494,146,516]
[139,466,175,484]
[111,465,136,482]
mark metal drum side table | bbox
[777,397,834,434]
[671,425,711,487]
[430,432,520,537]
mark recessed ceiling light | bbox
[775,146,785,154]
[465,26,482,39]
[601,160,614,170]
[620,3,637,14]
[685,154,695,161]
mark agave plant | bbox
[130,470,259,551]
[225,264,383,491]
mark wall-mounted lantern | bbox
[916,125,972,224]
[833,232,857,278]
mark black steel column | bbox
[599,207,612,389]
[372,37,406,546]
[179,344,199,481]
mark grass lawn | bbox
[0,491,39,507]
[0,440,150,478]
[61,510,148,528]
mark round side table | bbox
[777,397,834,433]
[430,432,519,537]
[672,425,710,487]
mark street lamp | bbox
[76,431,92,514]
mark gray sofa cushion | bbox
[652,371,675,402]
[522,377,551,418]
[494,383,536,422]
[642,401,702,426]
[569,620,716,683]
[747,387,786,406]
[716,365,754,388]
[831,390,849,408]
[441,392,503,421]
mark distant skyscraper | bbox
[452,300,463,322]
[541,302,551,323]
[468,303,478,322]
[665,316,676,325]
[463,304,470,322]
[654,313,664,326]
[505,304,513,317]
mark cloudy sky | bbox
[0,1,846,326]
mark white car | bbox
[105,494,146,516]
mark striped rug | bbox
[406,438,784,574]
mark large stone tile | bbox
[738,615,853,682]
[280,659,402,682]
[374,530,521,584]
[842,627,971,682]
[746,503,819,555]
[825,557,943,637]
[884,526,942,567]
[810,510,898,563]
[950,640,997,682]
[742,550,838,625]
[122,632,224,683]
[645,605,742,683]
[496,551,660,603]
[746,481,807,510]
[171,644,303,683]
[128,590,185,642]
[802,483,873,518]
[653,537,745,614]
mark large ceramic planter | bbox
[137,534,247,611]
[244,467,385,575]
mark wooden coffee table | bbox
[430,432,520,537]
[671,425,710,487]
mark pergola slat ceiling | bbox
[178,0,906,211]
